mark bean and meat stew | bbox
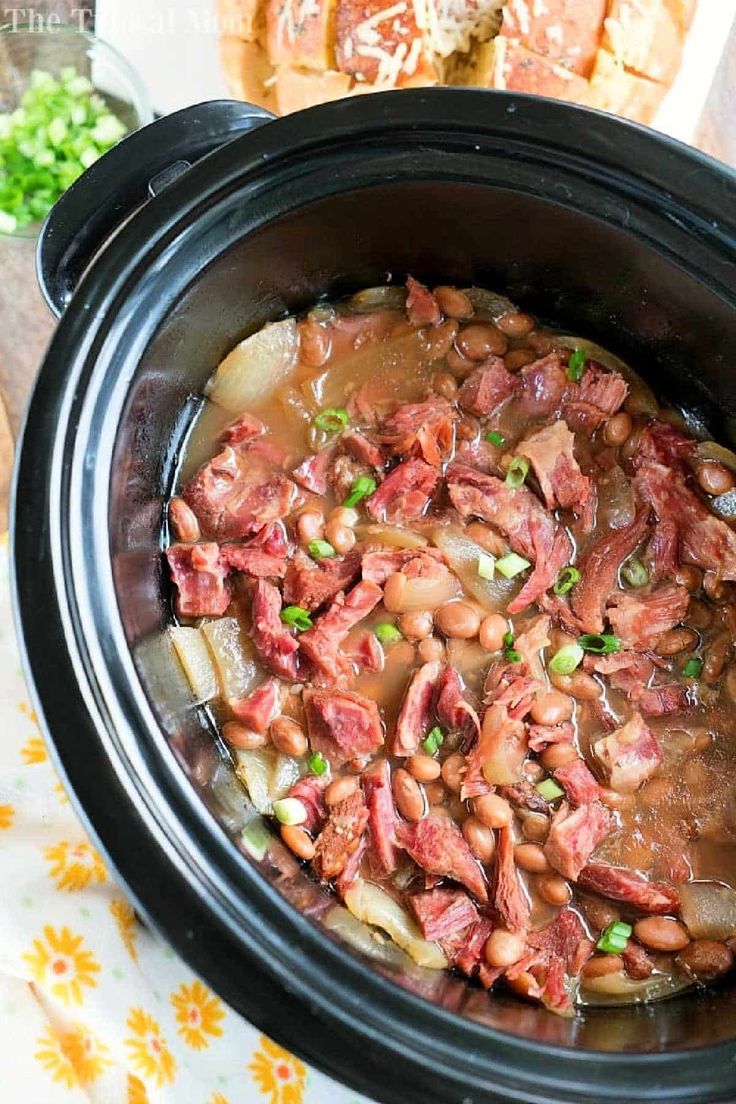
[166,277,736,1016]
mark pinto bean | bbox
[417,636,446,663]
[408,754,441,782]
[521,813,549,842]
[325,514,356,554]
[655,628,698,656]
[446,347,476,378]
[479,613,508,652]
[169,497,201,543]
[441,753,465,793]
[523,759,545,783]
[269,716,308,757]
[435,601,481,640]
[677,940,734,982]
[456,323,508,360]
[462,816,496,863]
[296,508,325,544]
[687,597,713,629]
[485,929,526,968]
[703,639,730,683]
[505,348,536,372]
[474,793,513,829]
[392,769,425,821]
[549,670,601,700]
[280,824,316,861]
[398,611,433,640]
[634,918,690,953]
[496,311,535,338]
[222,722,269,750]
[704,571,727,600]
[581,897,620,931]
[324,776,359,806]
[537,874,571,906]
[530,689,574,726]
[298,319,331,366]
[432,370,458,400]
[620,426,643,460]
[581,955,624,980]
[383,572,408,612]
[466,522,506,556]
[514,843,550,874]
[695,460,735,497]
[425,319,459,360]
[675,564,702,592]
[539,744,578,771]
[602,412,633,447]
[424,780,446,806]
[434,286,474,319]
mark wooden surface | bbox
[0,24,734,531]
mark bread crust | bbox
[216,0,694,121]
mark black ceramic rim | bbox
[12,90,736,1104]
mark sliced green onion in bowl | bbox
[503,630,515,648]
[241,818,272,861]
[314,407,349,433]
[622,558,649,588]
[505,648,522,664]
[578,633,621,655]
[308,751,329,776]
[280,605,313,631]
[536,778,565,802]
[273,798,308,826]
[344,474,377,508]
[505,456,530,489]
[486,430,505,447]
[567,347,587,382]
[496,552,531,579]
[597,920,632,955]
[683,657,703,679]
[422,726,444,756]
[375,622,402,645]
[477,553,496,579]
[554,566,581,595]
[549,643,585,675]
[308,539,336,559]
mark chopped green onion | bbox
[477,553,496,580]
[375,622,403,645]
[309,751,329,776]
[505,649,522,664]
[622,558,649,588]
[308,539,336,559]
[567,347,587,382]
[578,633,621,655]
[554,566,581,595]
[280,605,313,631]
[549,643,585,675]
[273,798,308,826]
[536,778,565,802]
[241,818,272,861]
[683,657,703,679]
[343,474,377,508]
[422,726,444,756]
[486,430,505,447]
[503,630,515,648]
[505,456,530,489]
[314,407,350,433]
[597,920,633,955]
[496,552,531,579]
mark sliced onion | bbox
[578,971,692,1004]
[209,759,253,833]
[170,627,219,703]
[201,617,259,700]
[679,880,736,940]
[358,524,429,549]
[433,527,517,612]
[556,335,659,416]
[388,565,461,613]
[272,752,304,799]
[481,733,526,786]
[462,286,517,321]
[323,905,411,969]
[349,285,407,312]
[206,318,299,414]
[344,881,447,969]
[232,748,302,814]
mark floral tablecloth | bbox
[0,533,373,1104]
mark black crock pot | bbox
[12,90,736,1104]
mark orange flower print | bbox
[54,779,70,805]
[125,1007,176,1087]
[207,1093,230,1104]
[249,1035,306,1104]
[0,803,14,830]
[171,979,226,1050]
[23,925,100,1006]
[36,1022,111,1086]
[20,735,48,764]
[127,1073,150,1104]
[110,897,139,961]
[44,840,107,891]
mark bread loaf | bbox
[218,0,696,123]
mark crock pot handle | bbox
[36,99,276,319]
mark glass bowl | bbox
[0,24,153,237]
